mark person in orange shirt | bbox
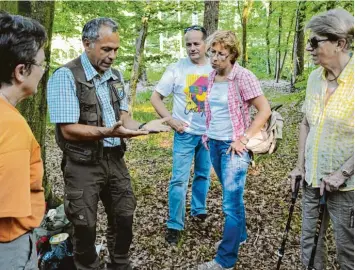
[0,12,47,269]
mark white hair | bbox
[306,9,354,50]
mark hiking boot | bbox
[192,213,208,222]
[165,228,181,245]
[197,260,233,270]
[214,239,246,250]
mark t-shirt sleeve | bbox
[47,67,80,124]
[239,69,263,101]
[154,63,177,97]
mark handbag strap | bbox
[234,79,248,131]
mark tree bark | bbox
[203,0,220,36]
[265,1,272,76]
[129,16,149,116]
[17,1,59,207]
[292,0,306,86]
[241,0,253,67]
[275,3,283,83]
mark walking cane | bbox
[307,181,347,269]
[276,175,302,270]
[307,190,327,270]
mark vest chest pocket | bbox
[80,102,98,126]
[78,82,99,126]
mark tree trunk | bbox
[17,1,59,207]
[265,1,272,76]
[241,0,253,67]
[292,1,306,86]
[203,0,220,36]
[129,16,149,116]
[139,67,148,86]
[275,3,283,83]
[279,10,296,76]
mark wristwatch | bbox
[242,132,250,142]
[240,133,249,145]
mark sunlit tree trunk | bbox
[241,0,253,67]
[130,16,149,116]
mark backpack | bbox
[235,85,284,155]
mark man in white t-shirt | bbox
[151,25,213,245]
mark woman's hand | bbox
[167,119,189,133]
[226,140,247,157]
[320,170,348,195]
[288,166,305,192]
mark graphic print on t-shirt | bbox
[183,74,208,116]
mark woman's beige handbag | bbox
[236,86,283,155]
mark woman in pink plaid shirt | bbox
[198,30,271,270]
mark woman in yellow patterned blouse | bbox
[289,8,354,270]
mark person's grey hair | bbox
[82,17,118,44]
[306,8,354,50]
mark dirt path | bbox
[45,82,339,270]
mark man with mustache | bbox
[47,17,170,270]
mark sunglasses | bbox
[184,25,207,35]
[307,37,329,49]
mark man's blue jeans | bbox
[167,131,211,231]
[209,139,250,268]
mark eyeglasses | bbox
[184,25,207,35]
[33,61,49,71]
[207,50,230,61]
[307,37,329,49]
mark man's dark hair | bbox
[184,25,207,40]
[0,12,47,86]
[82,17,118,43]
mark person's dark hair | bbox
[0,12,47,86]
[184,25,207,40]
[82,17,118,44]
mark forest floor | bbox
[45,80,339,270]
